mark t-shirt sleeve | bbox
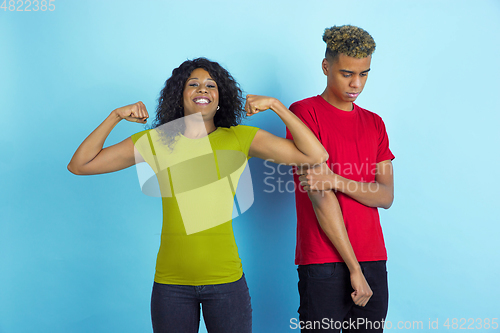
[130,129,157,168]
[376,118,395,163]
[131,129,149,146]
[232,125,259,158]
[286,101,320,141]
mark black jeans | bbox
[151,274,252,333]
[298,261,388,332]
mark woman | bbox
[68,57,328,332]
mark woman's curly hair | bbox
[323,25,376,61]
[151,57,244,130]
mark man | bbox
[286,25,395,332]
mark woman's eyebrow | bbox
[187,78,216,82]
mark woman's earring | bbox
[217,106,220,110]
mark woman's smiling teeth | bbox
[194,97,210,104]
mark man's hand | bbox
[297,162,336,191]
[350,269,373,307]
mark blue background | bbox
[1,0,499,332]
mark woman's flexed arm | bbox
[246,95,328,166]
[67,102,149,175]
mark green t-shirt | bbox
[131,125,259,285]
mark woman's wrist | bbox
[269,98,285,115]
[110,109,125,121]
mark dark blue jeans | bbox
[298,261,388,332]
[151,274,252,333]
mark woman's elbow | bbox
[67,163,84,175]
[309,151,329,165]
[320,151,329,164]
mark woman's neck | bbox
[183,120,217,139]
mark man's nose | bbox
[350,76,361,88]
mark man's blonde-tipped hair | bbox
[323,25,376,60]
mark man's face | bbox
[322,53,371,111]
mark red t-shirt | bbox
[286,95,395,265]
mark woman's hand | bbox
[114,101,149,123]
[245,94,279,116]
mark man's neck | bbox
[320,90,354,111]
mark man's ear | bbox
[322,58,329,76]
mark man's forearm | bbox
[301,161,394,209]
[334,175,394,209]
[307,188,373,306]
[307,190,361,273]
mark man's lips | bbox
[193,97,211,104]
[347,92,360,98]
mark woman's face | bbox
[182,68,219,120]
